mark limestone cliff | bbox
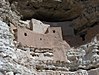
[0,0,99,75]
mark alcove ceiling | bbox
[8,0,99,47]
[8,0,99,34]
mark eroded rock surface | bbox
[8,0,83,22]
[0,20,37,75]
[8,0,99,33]
[0,19,98,75]
[0,0,99,75]
[0,0,20,26]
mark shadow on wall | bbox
[44,21,99,47]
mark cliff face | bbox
[0,20,99,75]
[0,0,99,75]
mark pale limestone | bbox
[6,71,14,75]
[30,19,50,34]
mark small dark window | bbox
[24,33,27,36]
[8,23,10,27]
[80,34,85,41]
[68,41,70,42]
[13,29,17,32]
[40,38,42,40]
[80,32,87,41]
[53,30,55,33]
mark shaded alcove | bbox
[43,21,99,47]
[20,13,99,47]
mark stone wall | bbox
[44,22,99,47]
[16,27,63,48]
[16,26,70,62]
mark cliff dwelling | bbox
[7,0,99,47]
[11,19,70,62]
[0,0,99,75]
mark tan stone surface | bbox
[16,26,70,62]
[16,27,68,49]
[48,27,63,40]
[17,28,51,48]
[53,41,70,62]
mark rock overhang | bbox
[8,0,83,22]
[4,0,99,47]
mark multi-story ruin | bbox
[0,0,99,75]
[11,19,70,63]
[7,18,99,75]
